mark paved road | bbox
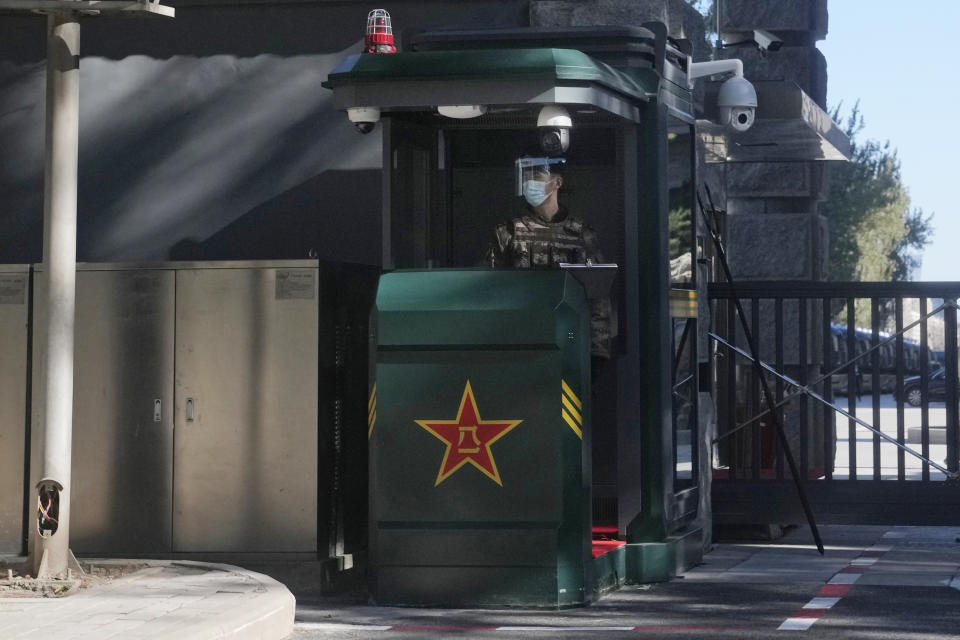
[832,393,950,480]
[289,525,960,639]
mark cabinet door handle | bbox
[186,397,195,422]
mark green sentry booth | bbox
[325,24,705,606]
[371,269,591,607]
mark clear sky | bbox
[817,1,958,282]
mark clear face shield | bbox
[515,156,566,198]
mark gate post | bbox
[943,298,959,478]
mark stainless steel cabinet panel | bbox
[0,267,29,553]
[173,267,318,552]
[70,269,175,553]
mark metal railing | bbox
[708,281,960,525]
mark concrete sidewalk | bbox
[0,559,295,639]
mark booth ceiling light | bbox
[437,105,487,119]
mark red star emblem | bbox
[415,381,522,486]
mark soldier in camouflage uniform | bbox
[488,157,612,359]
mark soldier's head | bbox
[516,156,565,215]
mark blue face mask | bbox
[523,180,551,207]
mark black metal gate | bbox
[709,281,960,525]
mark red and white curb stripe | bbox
[295,623,752,633]
[778,532,898,631]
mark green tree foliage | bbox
[685,0,716,35]
[820,104,933,283]
[684,0,717,56]
[669,203,691,260]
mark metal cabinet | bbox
[172,266,318,552]
[0,266,29,553]
[70,268,175,553]
[36,261,318,554]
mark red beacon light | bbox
[364,9,397,54]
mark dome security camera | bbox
[537,105,571,155]
[717,76,758,132]
[347,106,380,134]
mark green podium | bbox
[369,269,592,607]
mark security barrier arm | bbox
[711,299,956,454]
[708,332,957,479]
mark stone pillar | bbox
[716,0,834,479]
[719,0,829,280]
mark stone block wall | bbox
[721,0,827,44]
[531,0,711,60]
[726,212,828,280]
[722,46,827,107]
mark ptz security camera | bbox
[717,76,758,132]
[537,105,572,155]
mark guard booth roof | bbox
[410,24,692,104]
[410,24,692,71]
[322,24,695,121]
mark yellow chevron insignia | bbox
[561,380,583,439]
[368,384,377,438]
[562,408,582,439]
[669,288,698,318]
[561,380,581,408]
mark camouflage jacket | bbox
[488,209,612,358]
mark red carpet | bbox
[591,525,625,558]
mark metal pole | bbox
[944,299,959,480]
[31,11,80,579]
